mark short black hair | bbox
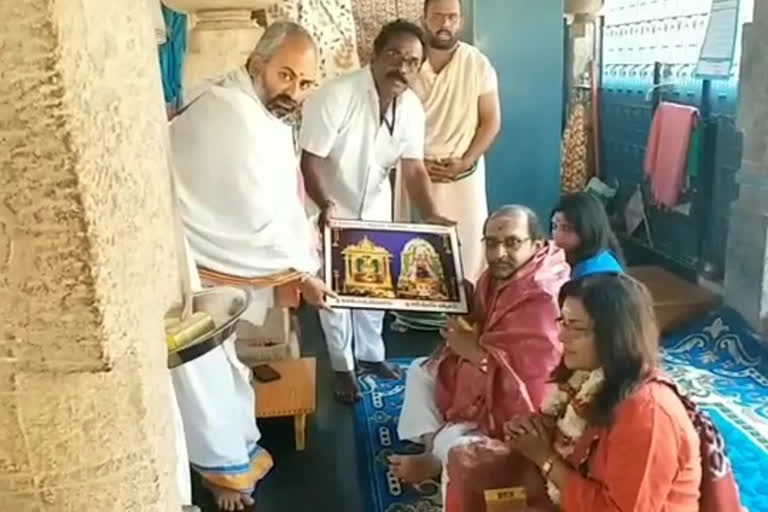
[372,19,427,62]
[424,0,462,11]
[483,205,545,242]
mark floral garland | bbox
[539,368,605,505]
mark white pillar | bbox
[163,1,278,89]
[724,2,768,335]
[0,0,182,509]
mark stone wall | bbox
[0,0,181,509]
[725,0,768,335]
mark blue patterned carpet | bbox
[661,308,768,511]
[354,359,442,512]
[354,308,768,512]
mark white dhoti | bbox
[171,334,272,494]
[168,374,192,505]
[398,358,482,462]
[427,159,488,283]
[319,309,386,372]
[397,357,483,502]
[169,239,274,494]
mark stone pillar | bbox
[724,1,768,335]
[163,1,277,90]
[0,1,182,510]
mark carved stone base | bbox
[162,1,278,88]
[724,182,768,335]
[184,11,264,87]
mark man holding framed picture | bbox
[299,19,451,404]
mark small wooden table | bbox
[253,357,316,451]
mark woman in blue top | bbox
[551,192,624,279]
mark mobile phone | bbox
[252,364,281,383]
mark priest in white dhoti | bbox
[397,0,500,283]
[299,19,452,404]
[168,22,331,511]
[392,0,501,334]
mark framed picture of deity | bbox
[323,219,468,314]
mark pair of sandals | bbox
[334,361,401,404]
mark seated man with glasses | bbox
[299,19,452,404]
[389,205,569,487]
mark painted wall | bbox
[473,0,564,221]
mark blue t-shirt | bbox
[571,250,624,280]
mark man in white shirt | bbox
[299,19,452,404]
[169,22,333,511]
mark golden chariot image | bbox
[336,236,396,298]
[396,238,449,300]
[324,220,467,313]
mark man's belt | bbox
[428,158,479,182]
[197,267,303,308]
[452,160,479,182]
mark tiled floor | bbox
[191,307,439,512]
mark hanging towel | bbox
[643,102,699,208]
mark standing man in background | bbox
[300,20,452,404]
[398,0,500,284]
[392,0,500,333]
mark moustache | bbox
[386,71,407,84]
[490,260,514,271]
[267,95,298,113]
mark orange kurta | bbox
[563,381,702,512]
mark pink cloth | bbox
[643,102,699,208]
[434,242,570,437]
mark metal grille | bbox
[599,0,752,274]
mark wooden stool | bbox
[628,266,717,333]
[253,357,316,451]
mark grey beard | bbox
[252,75,298,126]
[251,75,269,105]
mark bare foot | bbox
[334,371,361,404]
[358,360,401,380]
[203,481,255,511]
[388,453,441,484]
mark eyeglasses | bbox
[482,237,531,251]
[382,49,422,72]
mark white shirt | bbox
[170,68,318,277]
[299,66,426,221]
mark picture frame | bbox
[323,219,468,314]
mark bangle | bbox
[540,456,555,479]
